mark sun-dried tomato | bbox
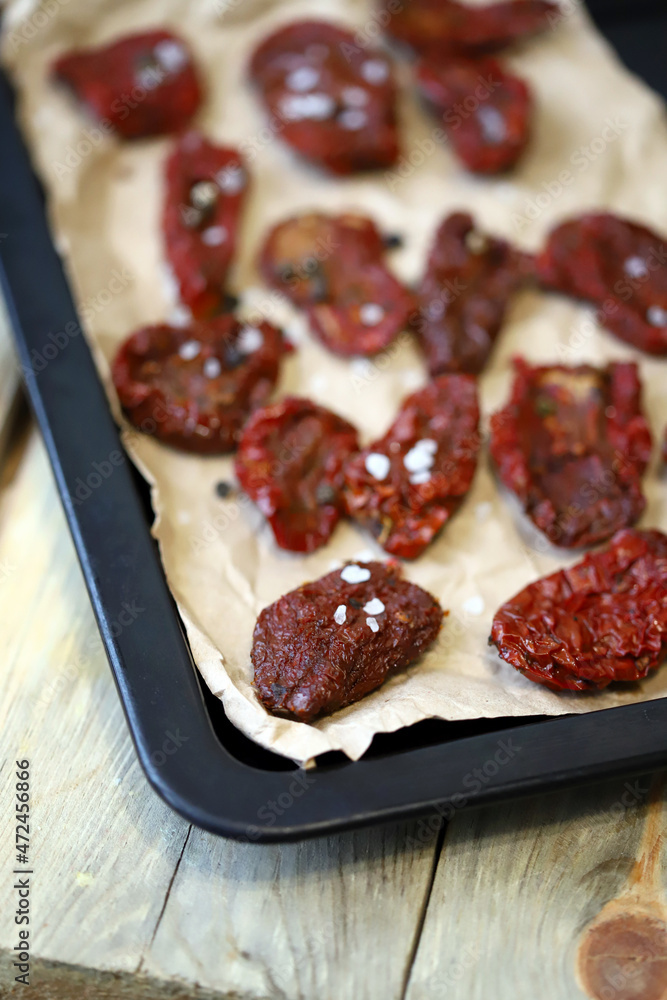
[343,375,480,559]
[252,560,444,721]
[490,528,667,691]
[416,55,532,173]
[235,398,359,553]
[490,359,652,548]
[415,213,532,374]
[536,213,667,355]
[112,317,288,453]
[385,0,558,57]
[53,30,203,139]
[260,212,414,356]
[249,20,399,175]
[163,132,248,319]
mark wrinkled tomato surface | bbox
[235,397,359,553]
[261,212,414,355]
[163,131,248,319]
[491,528,667,691]
[416,56,532,173]
[490,359,652,548]
[343,374,480,559]
[250,20,399,175]
[385,0,558,56]
[53,30,202,139]
[112,317,288,453]
[252,560,444,721]
[536,212,667,355]
[416,212,532,374]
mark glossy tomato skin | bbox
[250,20,399,175]
[415,212,533,374]
[536,213,667,355]
[163,132,248,319]
[490,359,652,548]
[235,397,359,553]
[112,317,288,454]
[416,56,532,173]
[343,374,480,559]
[385,0,558,57]
[252,561,444,721]
[260,212,415,356]
[491,529,667,691]
[53,30,203,139]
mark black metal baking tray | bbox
[2,3,667,842]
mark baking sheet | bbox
[3,0,667,765]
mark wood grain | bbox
[0,431,440,998]
[139,822,439,1000]
[405,776,667,1000]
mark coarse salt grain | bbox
[624,256,648,278]
[154,39,189,74]
[363,598,385,615]
[342,86,369,107]
[178,340,200,360]
[359,302,385,326]
[365,452,390,480]
[361,59,389,85]
[286,65,320,92]
[462,595,485,616]
[237,326,263,354]
[203,357,222,379]
[281,92,335,121]
[341,564,371,584]
[647,305,667,326]
[201,226,227,246]
[334,604,347,625]
[476,105,507,144]
[404,442,435,474]
[366,617,379,632]
[216,165,245,194]
[339,109,367,130]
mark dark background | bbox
[588,0,667,98]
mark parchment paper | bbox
[4,0,667,764]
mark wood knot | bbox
[577,912,667,1000]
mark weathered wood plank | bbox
[405,776,667,1000]
[140,822,439,1000]
[0,431,440,1000]
[0,433,192,982]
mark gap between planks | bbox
[135,826,194,978]
[400,819,448,1000]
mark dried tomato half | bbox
[536,213,667,355]
[385,0,558,57]
[252,560,444,721]
[53,30,203,139]
[163,132,248,319]
[490,359,652,548]
[260,212,414,356]
[112,317,288,453]
[416,55,532,173]
[249,20,399,175]
[343,375,480,559]
[491,528,667,691]
[235,398,359,553]
[416,212,532,374]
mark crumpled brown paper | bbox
[4,0,667,764]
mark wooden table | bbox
[1,314,666,1000]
